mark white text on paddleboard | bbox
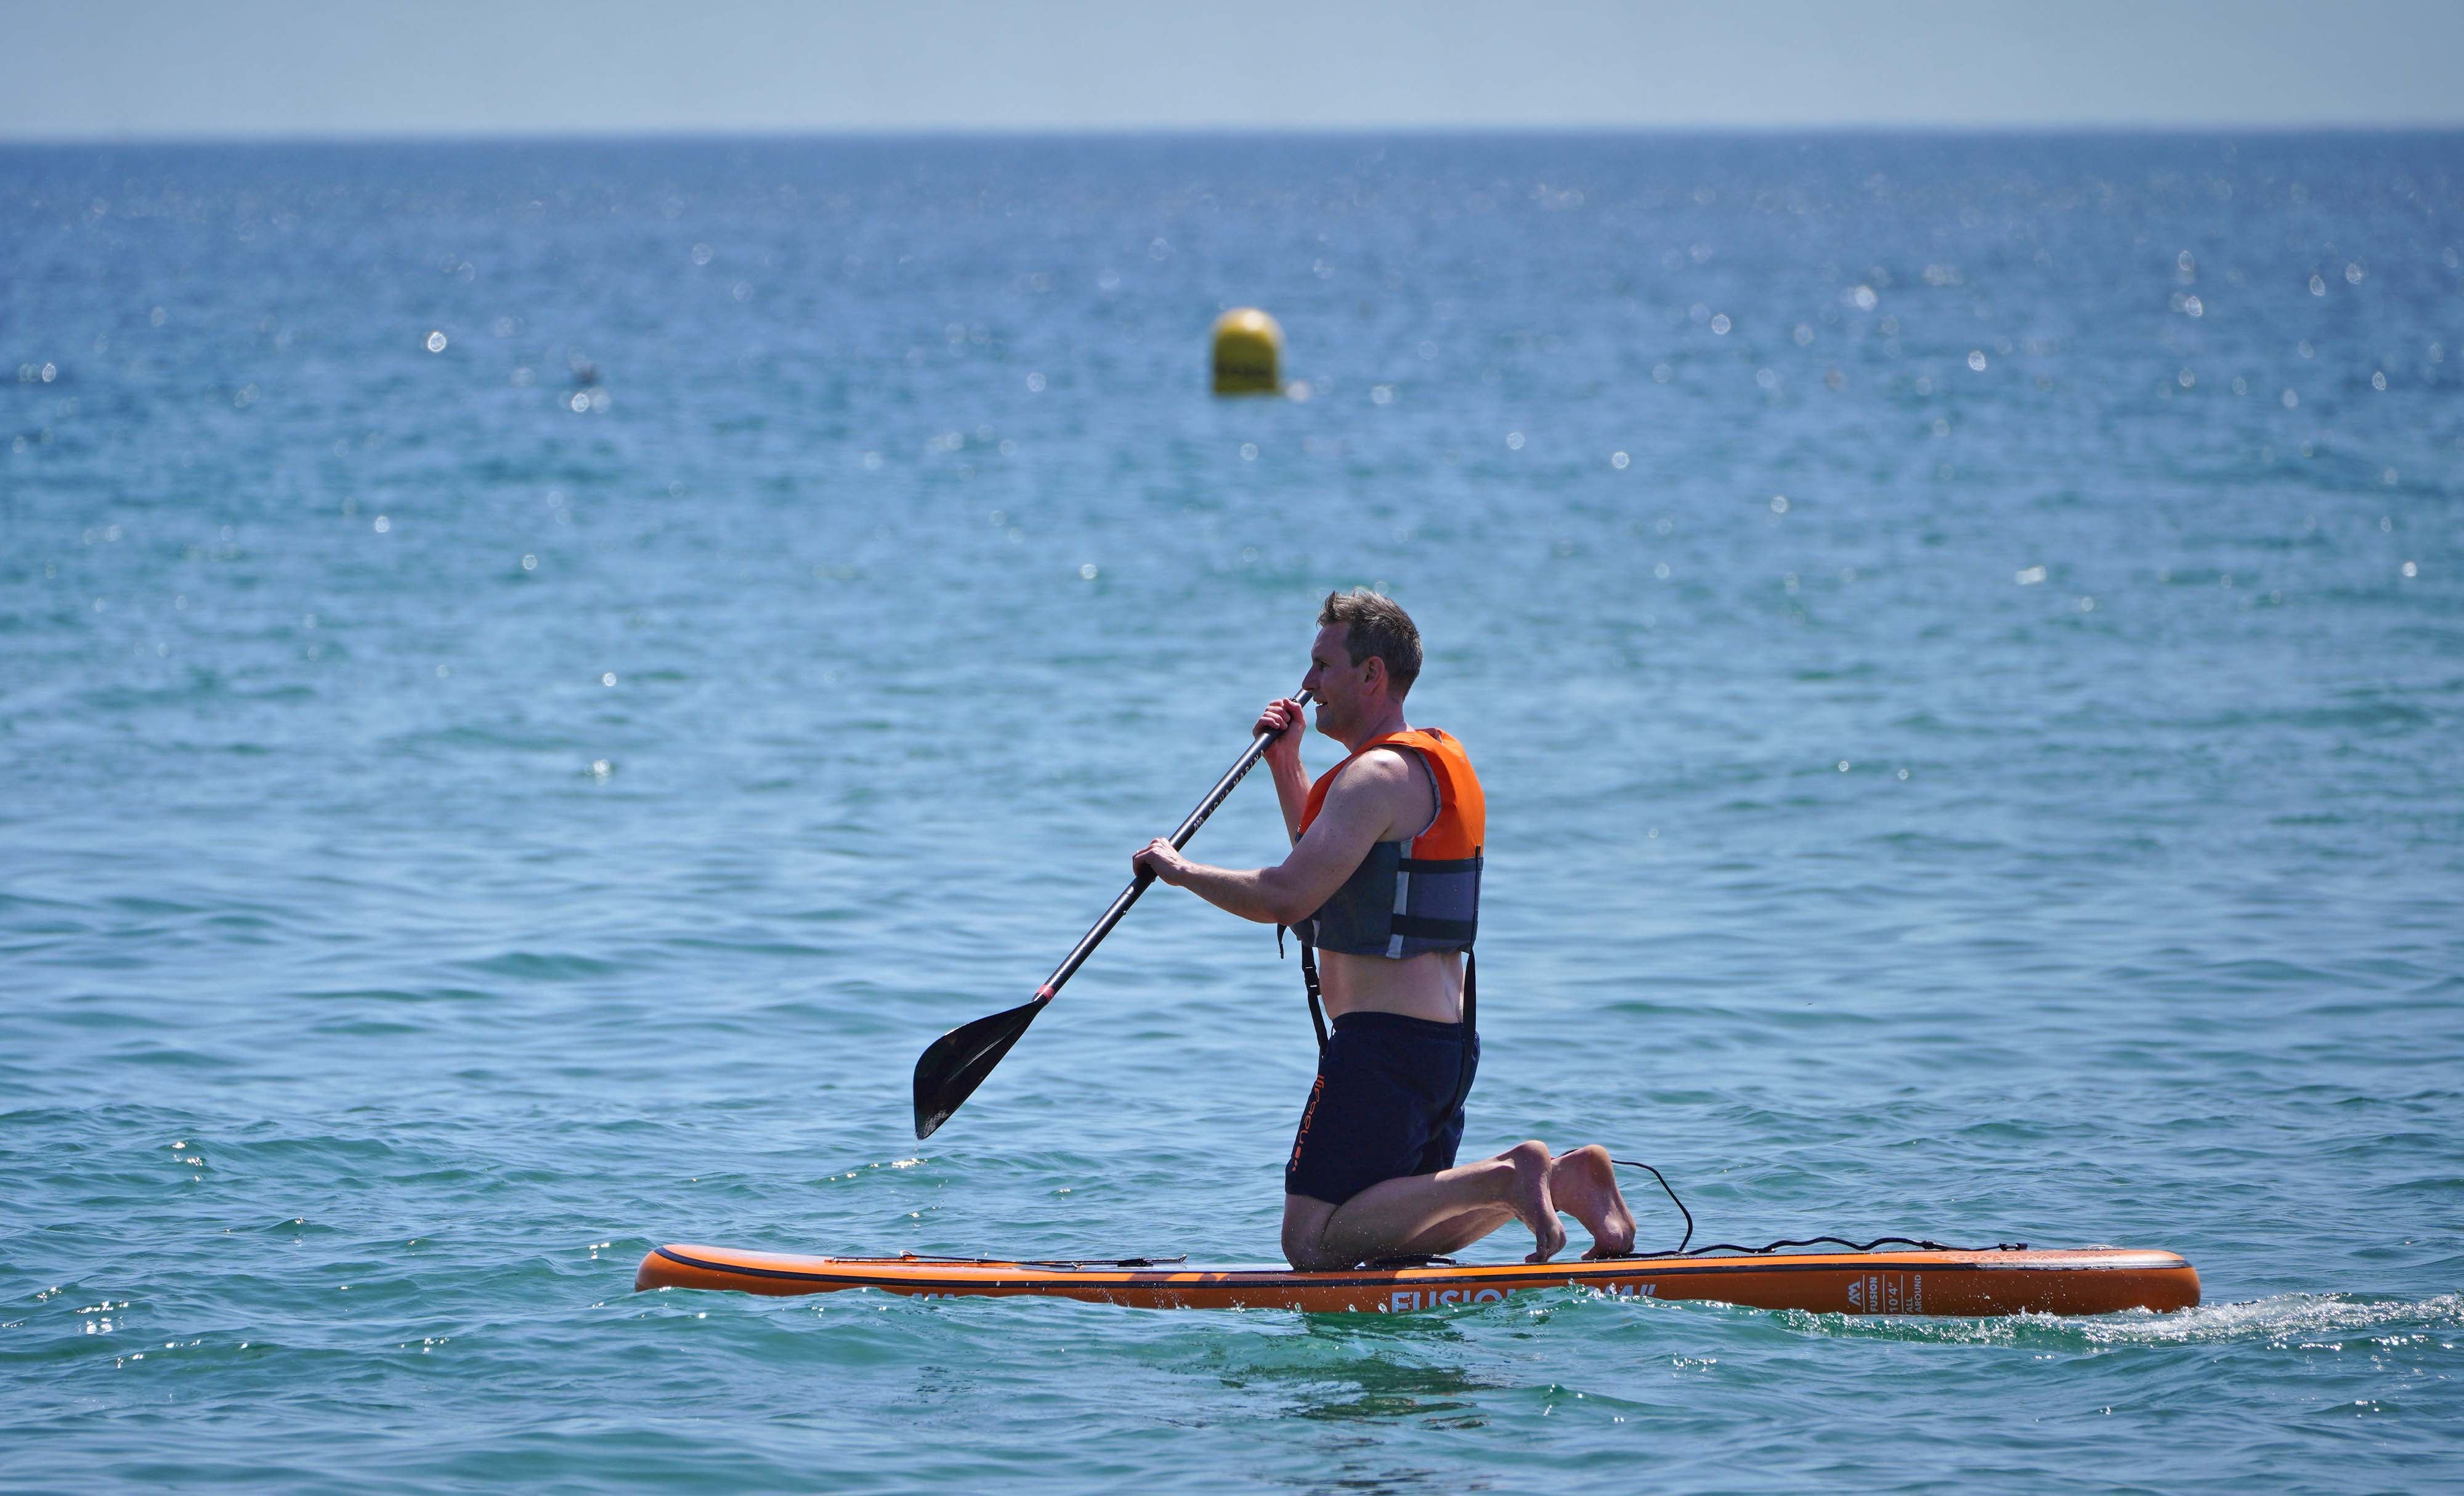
[1385,1282,1656,1312]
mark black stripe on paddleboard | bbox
[649,1246,2179,1295]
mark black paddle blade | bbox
[912,997,1047,1139]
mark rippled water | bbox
[4,134,2460,1490]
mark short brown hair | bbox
[1319,588,1422,696]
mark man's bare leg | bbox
[1381,1145,1635,1259]
[1283,1140,1566,1270]
[1548,1144,1637,1259]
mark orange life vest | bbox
[1295,728,1485,959]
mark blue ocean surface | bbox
[2,132,2460,1490]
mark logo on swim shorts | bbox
[1289,1075,1325,1169]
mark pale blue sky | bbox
[6,0,2460,139]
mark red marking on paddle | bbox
[1036,985,1055,1000]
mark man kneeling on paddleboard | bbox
[1133,590,1637,1270]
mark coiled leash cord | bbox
[1608,1159,2028,1259]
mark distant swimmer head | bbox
[1304,588,1421,741]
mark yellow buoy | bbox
[1212,308,1283,396]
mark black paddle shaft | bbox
[912,689,1313,1138]
[1030,688,1313,1003]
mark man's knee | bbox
[1284,1240,1354,1272]
[1281,1195,1345,1271]
[1280,1220,1326,1270]
[1284,1238,1353,1272]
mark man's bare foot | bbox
[1549,1145,1637,1259]
[1501,1140,1568,1262]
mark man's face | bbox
[1301,622,1376,738]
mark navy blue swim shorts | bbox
[1284,1010,1478,1207]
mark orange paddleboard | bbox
[636,1243,2199,1317]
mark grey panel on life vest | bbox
[1307,842,1481,958]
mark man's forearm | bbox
[1172,861,1298,925]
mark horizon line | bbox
[9,120,2464,149]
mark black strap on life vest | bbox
[1278,922,1330,1050]
[1300,930,1327,1050]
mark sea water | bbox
[2,134,2458,1491]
